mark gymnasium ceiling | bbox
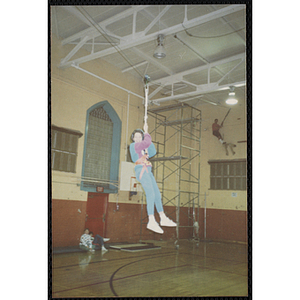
[50,4,248,108]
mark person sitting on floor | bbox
[79,228,110,252]
[79,228,95,252]
[89,231,110,252]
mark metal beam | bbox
[60,35,90,64]
[151,80,246,104]
[63,6,95,28]
[61,6,150,45]
[65,6,123,42]
[122,60,148,73]
[131,47,173,76]
[149,83,167,98]
[216,58,245,85]
[143,5,171,35]
[162,84,188,95]
[71,64,144,99]
[59,5,245,69]
[149,52,246,86]
[173,34,229,81]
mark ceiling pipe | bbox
[71,63,144,100]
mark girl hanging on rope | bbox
[129,123,176,234]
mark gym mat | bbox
[110,243,161,252]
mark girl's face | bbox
[133,132,143,143]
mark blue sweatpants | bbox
[135,166,163,215]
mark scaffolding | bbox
[140,103,202,242]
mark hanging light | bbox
[153,34,166,59]
[226,86,238,105]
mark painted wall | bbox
[51,33,144,202]
[51,32,248,247]
[199,103,247,211]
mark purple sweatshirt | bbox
[134,133,152,159]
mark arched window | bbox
[81,101,121,193]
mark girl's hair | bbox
[131,129,144,142]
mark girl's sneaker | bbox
[147,220,164,234]
[160,216,177,227]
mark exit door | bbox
[85,192,108,237]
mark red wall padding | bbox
[51,199,87,247]
[51,199,247,248]
[206,208,247,242]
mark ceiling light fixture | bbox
[153,34,166,59]
[226,86,238,105]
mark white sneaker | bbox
[160,216,177,227]
[103,238,110,242]
[147,221,164,234]
[89,248,95,252]
[102,246,108,252]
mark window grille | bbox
[209,159,246,190]
[51,125,82,173]
[83,107,113,188]
[81,101,122,193]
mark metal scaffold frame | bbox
[141,102,202,242]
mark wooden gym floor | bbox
[51,239,248,298]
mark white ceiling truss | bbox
[52,4,248,106]
[149,52,245,104]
